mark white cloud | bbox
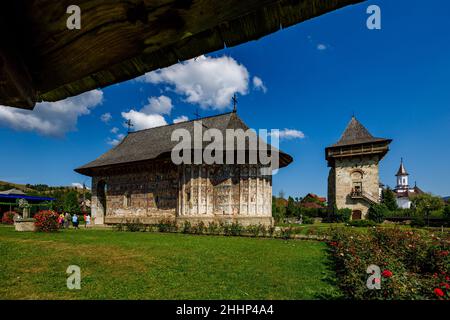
[173,115,189,124]
[71,183,83,189]
[0,90,103,137]
[270,129,305,140]
[100,112,112,123]
[141,95,173,115]
[253,76,267,93]
[317,44,327,51]
[110,127,119,134]
[121,110,167,131]
[138,55,249,110]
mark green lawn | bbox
[0,225,340,300]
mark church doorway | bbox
[352,210,362,220]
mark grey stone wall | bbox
[328,155,381,219]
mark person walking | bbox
[58,213,65,229]
[72,213,79,229]
[85,214,91,228]
[64,212,71,229]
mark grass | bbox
[0,225,340,300]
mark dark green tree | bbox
[63,191,81,214]
[382,187,398,211]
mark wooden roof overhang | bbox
[0,0,364,109]
[325,139,392,167]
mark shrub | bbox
[348,220,377,228]
[302,216,314,225]
[328,227,450,300]
[2,211,18,224]
[192,221,206,234]
[443,205,450,221]
[335,208,352,223]
[368,204,390,223]
[182,221,192,234]
[267,226,276,237]
[124,219,145,232]
[280,227,293,240]
[230,222,243,236]
[207,222,220,235]
[157,219,177,233]
[247,224,261,237]
[34,210,59,232]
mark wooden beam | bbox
[0,0,365,109]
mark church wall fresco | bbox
[91,161,273,226]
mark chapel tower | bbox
[395,158,409,191]
[326,116,392,220]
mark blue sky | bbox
[0,0,449,198]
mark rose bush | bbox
[34,210,59,232]
[2,211,18,224]
[328,227,449,300]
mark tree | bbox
[411,193,444,216]
[63,191,81,214]
[382,187,398,211]
[368,203,389,223]
[286,196,296,217]
[443,205,450,221]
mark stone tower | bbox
[326,117,392,220]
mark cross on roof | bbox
[232,94,238,112]
[125,119,134,133]
[193,108,201,120]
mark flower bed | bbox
[2,211,18,224]
[34,210,59,232]
[328,227,449,300]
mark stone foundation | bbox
[14,220,36,232]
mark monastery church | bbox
[75,111,292,227]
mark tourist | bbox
[64,212,71,229]
[58,213,65,228]
[85,214,91,227]
[72,213,79,229]
[83,212,86,226]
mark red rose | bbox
[440,283,450,289]
[382,270,393,278]
[434,288,444,297]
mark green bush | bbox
[302,216,315,225]
[182,221,192,234]
[444,205,450,220]
[124,219,145,232]
[207,222,220,235]
[328,227,450,300]
[367,204,390,223]
[348,220,377,228]
[335,208,352,223]
[280,227,293,240]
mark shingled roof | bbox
[396,159,409,176]
[330,116,390,147]
[75,112,293,176]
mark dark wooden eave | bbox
[0,0,364,109]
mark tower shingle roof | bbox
[330,117,390,147]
